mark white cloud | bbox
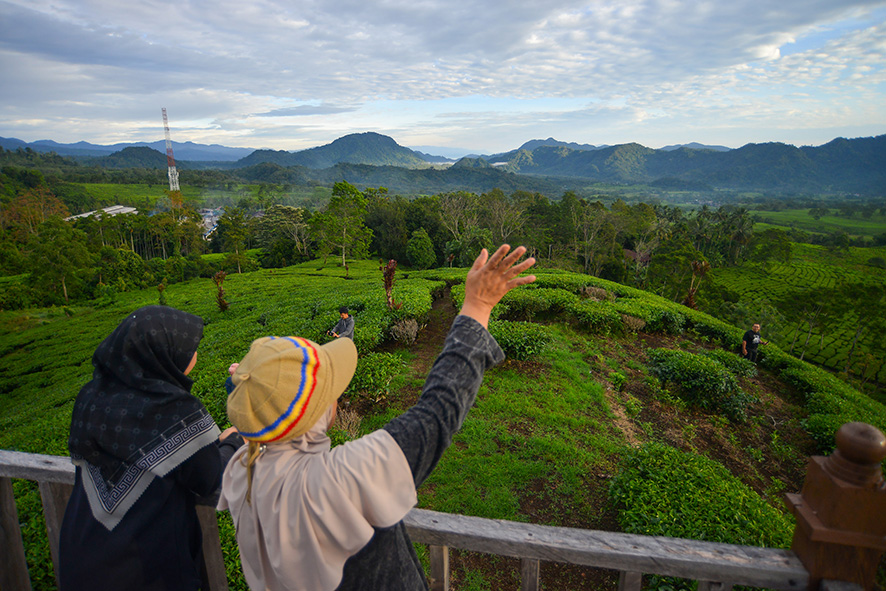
[0,0,884,150]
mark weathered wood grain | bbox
[1,477,32,591]
[37,480,72,587]
[404,508,808,590]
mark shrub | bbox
[345,352,405,403]
[609,371,627,391]
[646,348,751,421]
[621,314,646,332]
[569,300,623,335]
[609,442,793,547]
[488,320,553,360]
[389,318,420,345]
[500,287,579,320]
[580,285,612,301]
[703,349,757,378]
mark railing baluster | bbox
[618,570,642,591]
[698,581,733,591]
[37,480,73,588]
[0,477,33,591]
[429,544,449,591]
[520,558,539,591]
[196,505,229,591]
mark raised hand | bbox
[459,245,536,328]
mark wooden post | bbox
[520,558,539,591]
[196,505,229,591]
[785,422,886,591]
[1,477,32,591]
[37,481,73,588]
[428,545,449,591]
[618,571,642,591]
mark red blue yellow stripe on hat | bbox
[226,335,358,443]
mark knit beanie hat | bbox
[227,336,358,443]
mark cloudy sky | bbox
[1,0,885,156]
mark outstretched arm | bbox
[384,245,535,485]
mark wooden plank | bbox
[819,581,864,591]
[196,505,229,591]
[0,477,32,591]
[618,571,642,591]
[404,509,808,590]
[520,558,539,591]
[0,451,74,484]
[428,545,449,591]
[37,481,73,588]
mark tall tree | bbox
[309,181,372,267]
[25,217,94,304]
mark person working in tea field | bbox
[741,322,768,363]
[328,306,355,339]
[218,244,536,591]
[60,306,244,591]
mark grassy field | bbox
[2,260,885,590]
[705,243,886,384]
[749,208,886,237]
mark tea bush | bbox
[609,443,793,591]
[499,287,579,320]
[646,348,752,421]
[344,352,406,404]
[703,349,757,378]
[568,300,623,334]
[488,320,553,360]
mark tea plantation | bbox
[706,242,886,383]
[2,259,885,590]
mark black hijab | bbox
[69,306,220,530]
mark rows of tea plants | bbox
[706,243,886,383]
[4,259,885,590]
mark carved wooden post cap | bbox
[825,423,886,489]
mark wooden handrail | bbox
[1,436,880,591]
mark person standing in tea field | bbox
[741,322,768,363]
[60,306,244,591]
[328,306,355,340]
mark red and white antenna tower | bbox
[161,108,181,193]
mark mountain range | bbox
[2,132,884,195]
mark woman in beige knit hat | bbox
[219,244,536,591]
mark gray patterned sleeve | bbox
[383,315,504,487]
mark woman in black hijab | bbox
[60,306,242,591]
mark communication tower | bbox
[161,108,181,194]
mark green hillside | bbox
[2,259,885,590]
[704,243,886,384]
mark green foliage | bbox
[499,287,579,320]
[569,300,623,334]
[612,299,686,334]
[609,371,627,392]
[609,442,793,547]
[646,348,752,422]
[345,351,405,404]
[703,348,757,378]
[487,321,553,360]
[405,228,437,270]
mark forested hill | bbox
[493,135,886,194]
[5,131,885,194]
[236,132,429,169]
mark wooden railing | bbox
[2,422,884,591]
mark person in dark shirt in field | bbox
[328,306,355,340]
[741,322,768,362]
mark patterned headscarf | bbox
[68,306,220,530]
